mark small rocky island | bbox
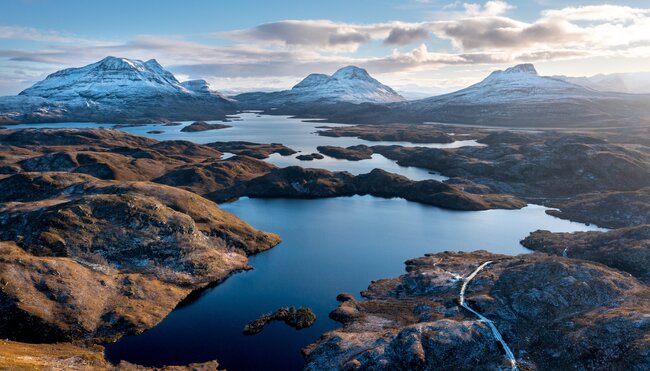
[296,152,324,161]
[206,141,297,159]
[244,307,316,335]
[317,124,455,144]
[317,145,373,161]
[180,121,232,132]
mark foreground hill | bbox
[234,65,404,107]
[304,251,650,370]
[0,57,235,124]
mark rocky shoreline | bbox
[304,251,650,370]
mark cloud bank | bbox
[1,2,649,94]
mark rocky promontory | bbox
[210,167,526,211]
[304,251,650,370]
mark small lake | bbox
[104,197,603,370]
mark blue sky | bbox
[1,0,650,95]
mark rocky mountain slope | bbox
[0,57,235,124]
[234,66,404,107]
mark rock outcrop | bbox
[522,226,650,284]
[304,251,650,370]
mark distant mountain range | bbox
[555,72,650,94]
[0,57,648,128]
[386,64,650,127]
[234,66,405,107]
[0,56,234,123]
[266,63,650,128]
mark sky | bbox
[1,0,650,96]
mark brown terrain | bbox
[304,251,650,370]
[0,127,531,369]
[313,127,649,228]
[1,122,648,369]
[302,124,650,370]
[0,128,282,368]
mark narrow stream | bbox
[459,261,518,370]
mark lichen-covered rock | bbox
[522,225,650,284]
[304,251,650,370]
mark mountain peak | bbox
[332,65,372,80]
[18,56,228,101]
[95,56,144,71]
[502,64,538,75]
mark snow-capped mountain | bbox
[234,66,404,107]
[384,63,650,127]
[420,63,602,105]
[1,57,234,123]
[555,72,650,94]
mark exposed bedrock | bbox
[522,225,650,284]
[304,251,650,370]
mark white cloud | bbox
[1,2,650,94]
[463,1,513,17]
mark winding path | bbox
[459,261,518,370]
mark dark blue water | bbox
[104,196,603,370]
